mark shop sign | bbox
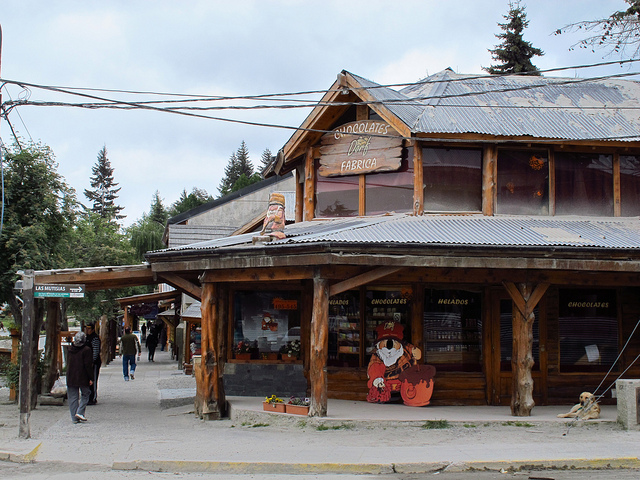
[34,284,85,298]
[319,120,403,177]
[272,298,298,310]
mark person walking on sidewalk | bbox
[120,327,141,381]
[145,329,158,362]
[67,331,93,424]
[85,322,101,405]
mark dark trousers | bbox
[89,363,100,403]
[148,346,157,361]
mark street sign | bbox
[33,284,85,298]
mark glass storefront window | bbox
[555,152,613,216]
[364,288,412,362]
[232,291,301,360]
[500,300,539,371]
[422,147,482,212]
[620,155,640,217]
[365,157,414,215]
[315,171,359,218]
[558,289,618,372]
[497,150,549,215]
[328,291,360,368]
[423,289,482,372]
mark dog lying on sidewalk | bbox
[557,391,601,420]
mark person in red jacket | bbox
[66,331,93,423]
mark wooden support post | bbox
[613,152,621,217]
[18,270,34,439]
[124,306,131,330]
[295,167,304,223]
[482,145,497,216]
[503,282,549,416]
[9,329,20,401]
[309,275,329,417]
[196,282,226,420]
[303,147,316,221]
[413,142,424,215]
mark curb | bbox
[0,442,41,463]
[112,460,396,475]
[111,457,640,475]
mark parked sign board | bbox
[34,284,85,298]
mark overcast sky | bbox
[1,0,637,226]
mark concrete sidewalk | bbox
[1,350,639,475]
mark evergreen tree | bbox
[260,148,275,173]
[83,146,125,222]
[127,191,168,261]
[218,141,256,198]
[169,188,213,217]
[483,1,543,75]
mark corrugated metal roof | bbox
[349,69,640,141]
[152,214,640,254]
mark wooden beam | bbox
[413,142,424,215]
[359,174,366,216]
[309,275,329,417]
[482,145,497,216]
[329,267,403,297]
[195,283,226,420]
[158,273,202,301]
[525,283,549,318]
[613,152,621,217]
[117,290,180,306]
[303,146,316,221]
[295,168,304,223]
[201,266,315,284]
[509,283,536,417]
[548,149,556,216]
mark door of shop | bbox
[489,288,548,406]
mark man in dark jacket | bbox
[67,331,93,424]
[85,322,101,405]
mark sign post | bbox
[18,270,34,439]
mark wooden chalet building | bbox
[144,69,640,419]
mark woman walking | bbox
[66,331,93,423]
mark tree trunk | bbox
[42,300,61,394]
[309,275,329,417]
[196,282,227,420]
[510,283,535,416]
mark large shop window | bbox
[500,300,540,371]
[315,157,413,218]
[232,291,301,360]
[365,157,413,215]
[558,289,618,372]
[555,152,613,216]
[497,150,549,215]
[423,289,483,372]
[620,155,640,217]
[365,288,412,363]
[422,147,482,212]
[328,291,361,368]
[316,174,359,218]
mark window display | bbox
[232,291,301,360]
[497,149,549,215]
[328,291,360,367]
[365,288,412,362]
[559,289,618,372]
[423,289,482,372]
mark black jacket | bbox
[67,344,93,387]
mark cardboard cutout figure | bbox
[366,321,436,406]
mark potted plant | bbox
[233,340,253,360]
[286,396,310,415]
[263,394,286,413]
[279,340,300,361]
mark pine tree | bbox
[217,141,257,197]
[260,148,275,173]
[483,1,543,76]
[84,146,125,222]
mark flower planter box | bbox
[286,404,309,416]
[235,353,252,360]
[280,354,298,362]
[263,402,286,413]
